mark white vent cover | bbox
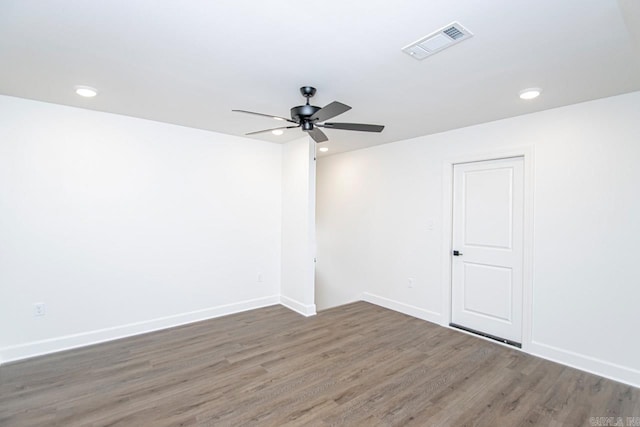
[402,22,473,60]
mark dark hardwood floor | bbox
[1,302,638,426]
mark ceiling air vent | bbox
[402,22,473,60]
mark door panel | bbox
[463,263,512,322]
[451,157,524,344]
[464,168,513,249]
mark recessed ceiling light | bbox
[519,88,541,100]
[75,86,98,98]
[319,147,329,152]
[271,129,284,136]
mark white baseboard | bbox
[528,341,640,388]
[5,293,637,389]
[0,295,280,365]
[280,295,316,317]
[362,292,441,324]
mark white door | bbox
[451,157,524,345]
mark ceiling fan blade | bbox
[308,127,329,143]
[246,125,300,135]
[232,109,297,124]
[310,101,352,122]
[320,122,385,133]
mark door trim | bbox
[441,146,534,352]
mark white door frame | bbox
[441,146,535,351]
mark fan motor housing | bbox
[290,104,321,121]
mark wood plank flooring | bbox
[1,302,638,426]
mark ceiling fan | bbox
[232,86,384,143]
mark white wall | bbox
[280,137,316,316]
[316,90,640,386]
[0,95,283,362]
[315,153,375,310]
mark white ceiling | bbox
[1,0,639,156]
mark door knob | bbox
[453,250,463,256]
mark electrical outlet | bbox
[408,278,415,288]
[257,273,263,283]
[427,219,435,231]
[34,302,46,317]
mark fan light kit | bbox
[75,86,98,98]
[233,86,385,143]
[519,88,542,100]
